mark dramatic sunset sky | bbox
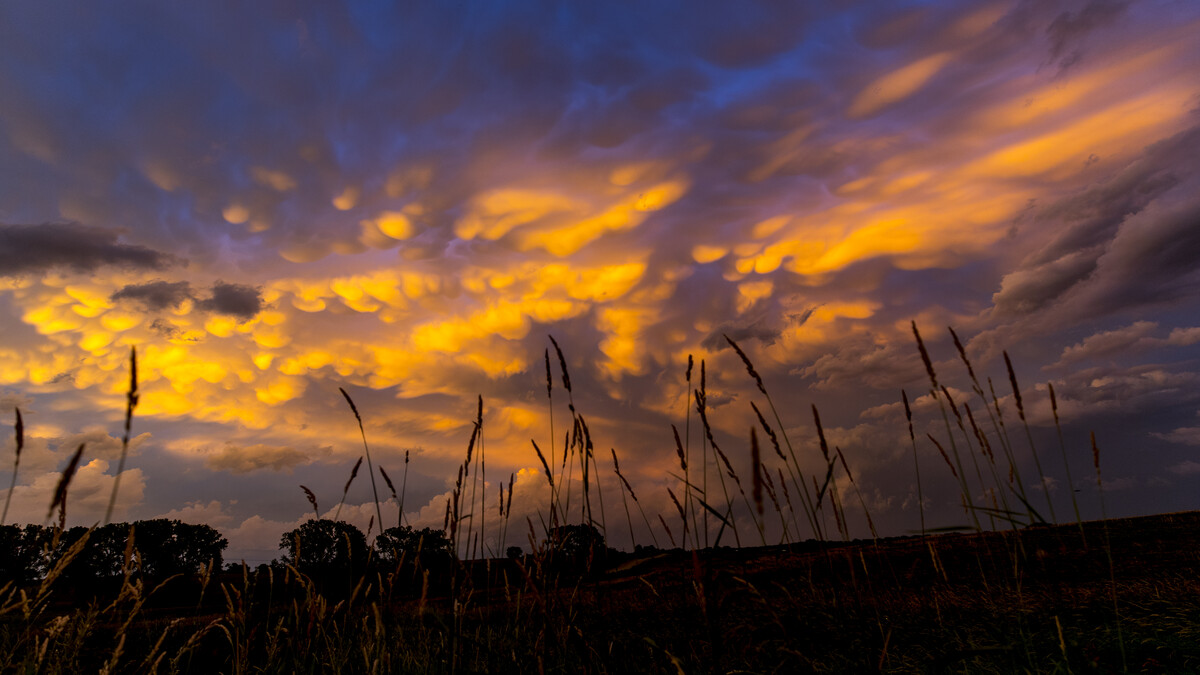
[2,1,1199,563]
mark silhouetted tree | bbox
[49,520,227,584]
[545,523,608,572]
[374,525,454,594]
[374,525,454,569]
[133,519,226,577]
[280,519,368,579]
[506,545,523,560]
[0,524,53,584]
[56,524,129,582]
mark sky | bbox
[1,0,1199,564]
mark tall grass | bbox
[339,387,385,538]
[0,327,1178,673]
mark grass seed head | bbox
[300,485,320,517]
[751,428,763,517]
[1004,351,1026,421]
[672,425,686,471]
[338,387,362,424]
[344,457,363,494]
[725,334,766,396]
[912,321,939,391]
[48,443,86,524]
[531,440,554,487]
[548,335,572,394]
[751,401,785,461]
[948,326,978,383]
[14,407,23,460]
[812,404,830,461]
[379,467,398,500]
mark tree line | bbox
[0,519,227,585]
[0,518,613,592]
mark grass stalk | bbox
[1005,352,1057,523]
[912,322,980,532]
[104,346,138,525]
[334,456,363,521]
[338,388,385,537]
[949,327,1033,517]
[726,335,820,539]
[683,355,701,548]
[612,448,659,548]
[2,408,23,526]
[47,443,86,528]
[695,387,741,547]
[544,348,557,527]
[1050,383,1085,541]
[1091,432,1126,670]
[902,391,926,540]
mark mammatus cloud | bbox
[0,222,175,277]
[0,1,1197,551]
[113,280,263,319]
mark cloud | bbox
[1052,363,1200,413]
[0,458,145,526]
[1051,322,1200,369]
[992,125,1197,317]
[0,1,1197,548]
[1046,0,1129,68]
[205,442,317,474]
[111,280,193,311]
[1169,460,1200,476]
[0,222,175,277]
[699,320,781,352]
[112,280,263,319]
[195,281,264,319]
[1152,427,1200,447]
[1054,321,1160,366]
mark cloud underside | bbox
[0,223,174,276]
[113,280,263,319]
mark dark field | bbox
[4,511,1200,673]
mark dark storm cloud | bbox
[195,282,263,319]
[1046,0,1129,67]
[0,222,174,277]
[111,280,192,311]
[112,280,262,319]
[0,1,827,268]
[993,124,1200,318]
